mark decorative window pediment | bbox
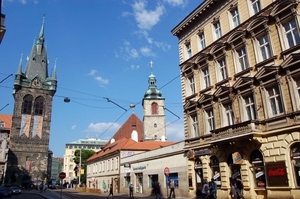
[214,86,231,99]
[233,77,254,90]
[281,53,300,71]
[246,16,268,36]
[255,66,279,81]
[227,31,246,48]
[210,42,225,58]
[198,94,214,104]
[184,99,198,110]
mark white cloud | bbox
[130,65,140,70]
[95,76,109,85]
[87,122,121,133]
[164,0,186,7]
[132,1,164,30]
[88,70,97,76]
[140,47,155,57]
[71,125,77,130]
[118,41,139,60]
[166,122,184,142]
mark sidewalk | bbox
[22,189,68,199]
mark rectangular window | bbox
[188,76,195,95]
[225,104,235,125]
[244,96,256,120]
[231,8,240,28]
[202,68,210,88]
[198,33,206,51]
[251,0,261,15]
[284,18,300,48]
[218,59,227,81]
[267,86,283,116]
[237,47,249,71]
[190,115,199,137]
[186,42,192,58]
[258,35,271,61]
[205,109,215,132]
[214,21,222,39]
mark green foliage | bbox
[73,149,95,184]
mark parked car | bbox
[9,186,21,194]
[0,187,12,197]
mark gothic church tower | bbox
[6,17,57,183]
[143,62,166,141]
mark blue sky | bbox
[0,0,201,157]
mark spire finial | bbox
[17,54,23,74]
[37,15,45,45]
[150,60,153,73]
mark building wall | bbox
[119,142,188,198]
[172,0,300,198]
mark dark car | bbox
[0,187,12,197]
[9,186,21,194]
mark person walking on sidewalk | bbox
[107,184,114,198]
[129,183,134,198]
[168,179,175,199]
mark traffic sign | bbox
[164,167,170,175]
[59,172,66,179]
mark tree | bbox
[73,149,95,184]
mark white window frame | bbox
[236,47,249,72]
[249,0,261,16]
[220,103,235,127]
[230,8,240,29]
[186,76,195,96]
[283,18,300,49]
[216,59,227,82]
[200,68,210,89]
[267,86,284,117]
[190,114,199,138]
[243,95,256,121]
[257,34,272,61]
[185,42,192,59]
[204,109,215,133]
[198,32,206,51]
[213,21,222,40]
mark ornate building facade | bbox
[6,17,57,184]
[172,0,300,198]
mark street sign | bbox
[59,172,66,179]
[164,167,170,175]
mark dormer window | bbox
[0,121,5,127]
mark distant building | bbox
[51,157,63,182]
[6,17,57,184]
[0,0,6,43]
[0,114,12,184]
[172,0,300,198]
[63,138,107,184]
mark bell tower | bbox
[142,61,166,141]
[6,16,57,184]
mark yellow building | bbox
[172,0,300,198]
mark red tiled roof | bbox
[0,114,12,130]
[87,137,174,162]
[106,113,144,144]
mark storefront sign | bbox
[232,171,240,179]
[195,149,211,156]
[266,162,288,187]
[232,152,243,164]
[133,166,146,170]
[124,168,131,173]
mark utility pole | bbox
[79,148,81,186]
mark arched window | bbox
[22,95,33,114]
[194,158,204,187]
[151,102,158,114]
[250,149,266,188]
[291,142,300,187]
[210,156,221,186]
[34,96,45,115]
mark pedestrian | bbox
[129,183,134,198]
[103,182,107,193]
[168,179,175,198]
[229,178,237,199]
[235,177,244,199]
[201,179,209,199]
[155,182,162,199]
[210,178,217,199]
[107,184,114,198]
